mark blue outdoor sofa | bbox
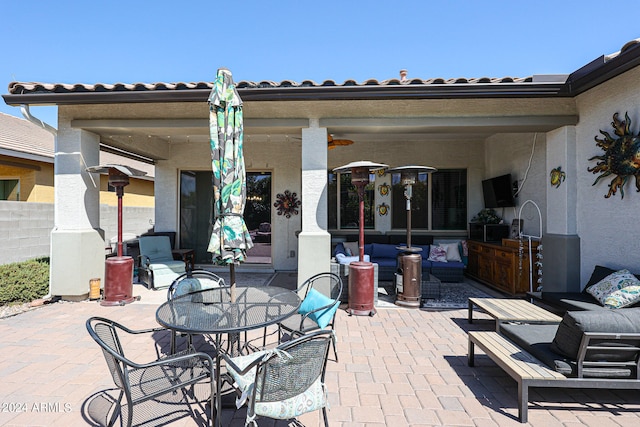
[334,241,465,283]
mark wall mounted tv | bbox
[482,173,516,208]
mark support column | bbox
[50,123,105,299]
[544,126,580,292]
[297,122,331,290]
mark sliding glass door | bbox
[179,171,272,264]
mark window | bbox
[431,170,467,230]
[391,172,428,229]
[391,169,467,231]
[179,170,272,264]
[0,179,20,201]
[328,172,375,230]
[328,169,467,231]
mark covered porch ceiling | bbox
[64,97,579,162]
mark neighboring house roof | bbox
[0,112,54,163]
[0,111,154,178]
[4,38,640,105]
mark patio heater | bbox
[387,165,437,308]
[333,161,388,316]
[85,164,146,306]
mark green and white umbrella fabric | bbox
[207,68,253,269]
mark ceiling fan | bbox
[291,134,354,149]
[327,134,354,149]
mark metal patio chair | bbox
[219,329,334,427]
[86,316,215,427]
[167,269,227,353]
[277,272,342,361]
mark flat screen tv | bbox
[482,174,516,208]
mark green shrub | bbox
[0,257,50,305]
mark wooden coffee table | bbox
[468,297,562,332]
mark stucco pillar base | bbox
[540,234,580,293]
[50,229,105,300]
[297,231,331,292]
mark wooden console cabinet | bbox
[466,238,540,295]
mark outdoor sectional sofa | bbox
[469,307,640,422]
[333,241,466,283]
[539,265,640,312]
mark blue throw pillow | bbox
[298,288,339,329]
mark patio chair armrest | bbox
[219,349,270,376]
[128,350,215,371]
[92,316,166,336]
[138,254,151,268]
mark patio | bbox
[1,276,640,426]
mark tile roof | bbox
[0,112,54,160]
[0,112,154,176]
[7,76,536,95]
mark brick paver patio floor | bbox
[1,283,639,426]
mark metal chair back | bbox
[86,316,215,427]
[167,269,226,300]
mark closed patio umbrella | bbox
[207,68,253,300]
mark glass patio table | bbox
[156,285,301,427]
[156,285,301,337]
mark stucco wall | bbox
[483,132,547,238]
[574,65,640,283]
[0,161,55,202]
[98,176,155,207]
[153,134,490,271]
[154,136,302,271]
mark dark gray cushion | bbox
[500,323,574,376]
[550,308,640,360]
[541,292,605,311]
[501,323,635,378]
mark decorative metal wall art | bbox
[588,112,640,199]
[549,167,565,188]
[273,190,301,218]
[377,202,389,216]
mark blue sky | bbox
[1,0,639,127]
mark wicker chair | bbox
[278,272,342,361]
[166,270,227,353]
[219,329,334,427]
[86,316,215,427]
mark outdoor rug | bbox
[378,279,493,309]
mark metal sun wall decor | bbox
[550,167,566,188]
[588,112,640,199]
[274,190,301,218]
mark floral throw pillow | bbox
[587,269,640,308]
[427,245,447,262]
[603,285,640,309]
